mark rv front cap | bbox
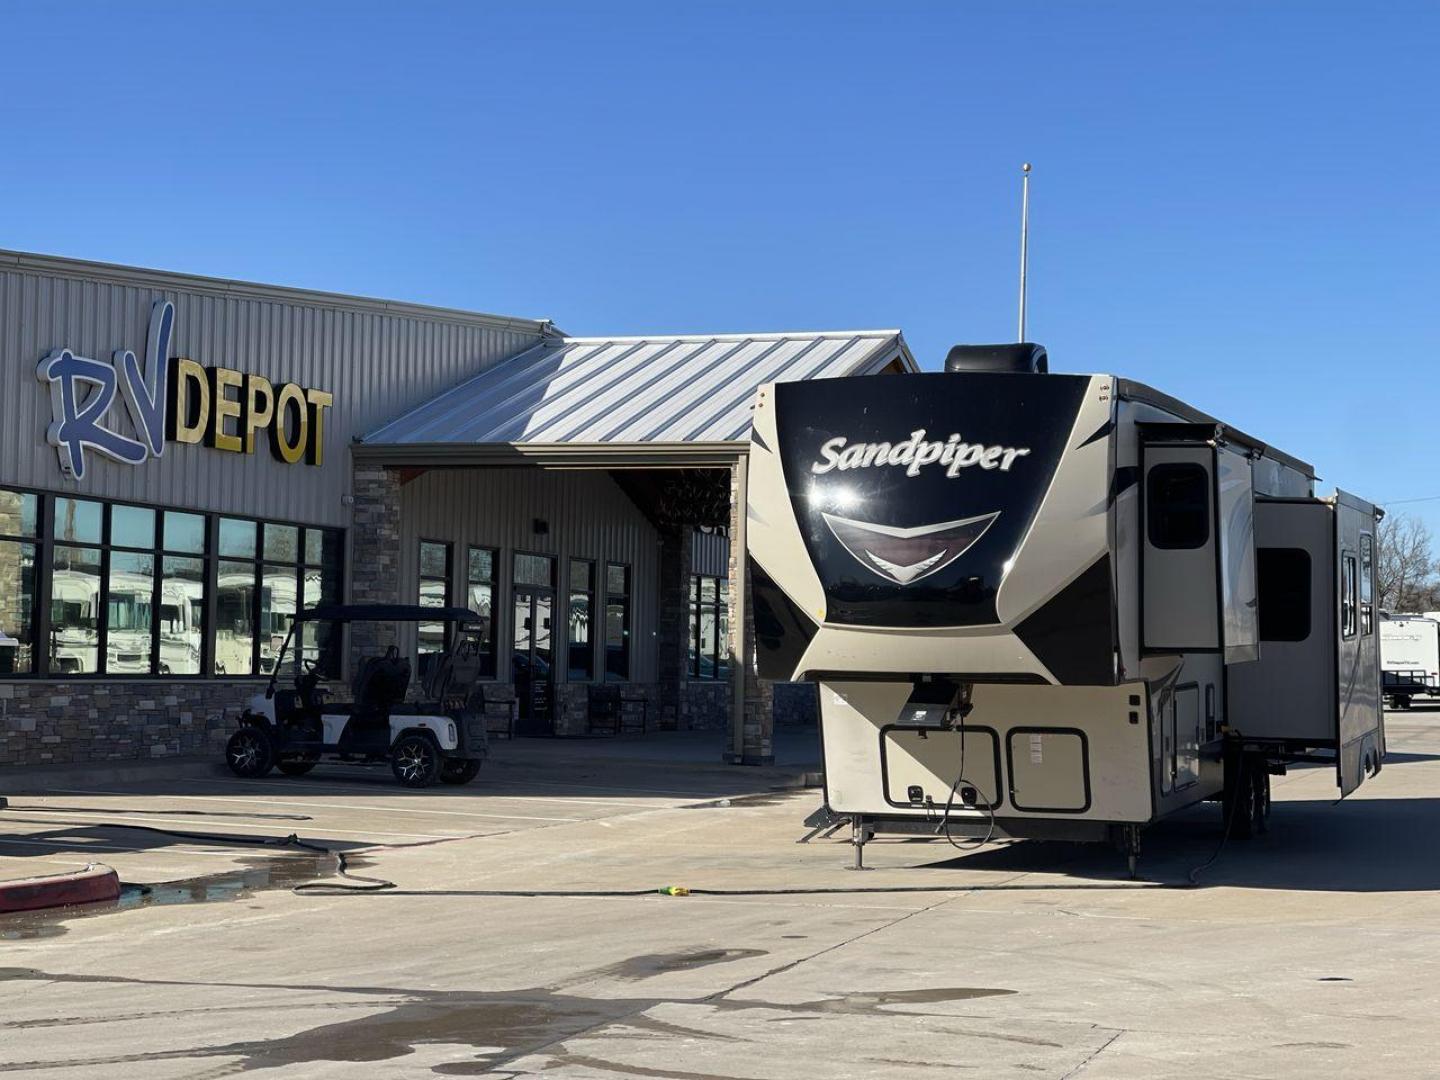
[812,429,1032,479]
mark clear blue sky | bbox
[2,3,1435,526]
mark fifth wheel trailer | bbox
[746,344,1385,870]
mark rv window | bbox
[1256,547,1311,642]
[1359,533,1374,635]
[1341,553,1358,639]
[1146,463,1210,550]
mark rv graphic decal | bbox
[35,299,334,480]
[821,511,1000,585]
[812,429,1031,479]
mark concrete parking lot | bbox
[2,714,1439,1078]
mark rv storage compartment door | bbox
[1143,444,1219,651]
[882,727,1002,810]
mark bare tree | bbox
[1377,513,1440,613]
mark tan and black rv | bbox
[746,344,1384,872]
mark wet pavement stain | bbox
[592,949,770,981]
[0,854,341,940]
[0,966,1018,1076]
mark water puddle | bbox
[0,854,342,940]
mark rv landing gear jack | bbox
[848,816,874,870]
[1122,825,1141,879]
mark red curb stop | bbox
[0,864,122,914]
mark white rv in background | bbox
[747,343,1385,872]
[1380,613,1440,708]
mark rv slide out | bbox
[746,345,1384,870]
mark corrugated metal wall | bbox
[1,254,546,527]
[397,468,661,683]
[691,528,730,578]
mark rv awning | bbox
[358,330,915,458]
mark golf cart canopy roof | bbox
[299,604,481,624]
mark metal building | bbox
[0,249,914,768]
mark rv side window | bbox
[1147,463,1210,550]
[1359,533,1374,635]
[1341,553,1358,639]
[1257,547,1311,642]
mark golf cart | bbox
[224,604,489,787]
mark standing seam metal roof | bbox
[362,330,914,445]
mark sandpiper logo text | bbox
[811,429,1031,479]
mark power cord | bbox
[1186,755,1249,886]
[936,691,996,852]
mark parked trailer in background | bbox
[1380,613,1440,708]
[746,342,1385,873]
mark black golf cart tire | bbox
[226,727,276,778]
[391,734,441,788]
[440,759,482,785]
[277,757,319,777]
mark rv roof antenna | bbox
[1017,162,1032,343]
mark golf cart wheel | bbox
[440,758,482,785]
[391,734,441,788]
[278,755,319,777]
[226,728,275,778]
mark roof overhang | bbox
[351,440,748,469]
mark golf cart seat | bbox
[421,633,485,704]
[352,646,410,714]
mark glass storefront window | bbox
[689,574,728,680]
[260,564,297,674]
[0,486,342,680]
[164,512,206,554]
[0,490,37,538]
[219,518,258,559]
[111,505,156,549]
[264,524,300,562]
[514,552,554,588]
[106,551,156,674]
[466,547,497,679]
[418,540,452,675]
[0,539,37,674]
[605,562,630,682]
[51,544,101,674]
[54,498,102,544]
[304,527,341,566]
[215,560,256,676]
[301,565,342,676]
[568,558,594,681]
[160,556,204,675]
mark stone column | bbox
[656,524,692,731]
[348,463,402,668]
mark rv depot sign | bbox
[36,299,333,480]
